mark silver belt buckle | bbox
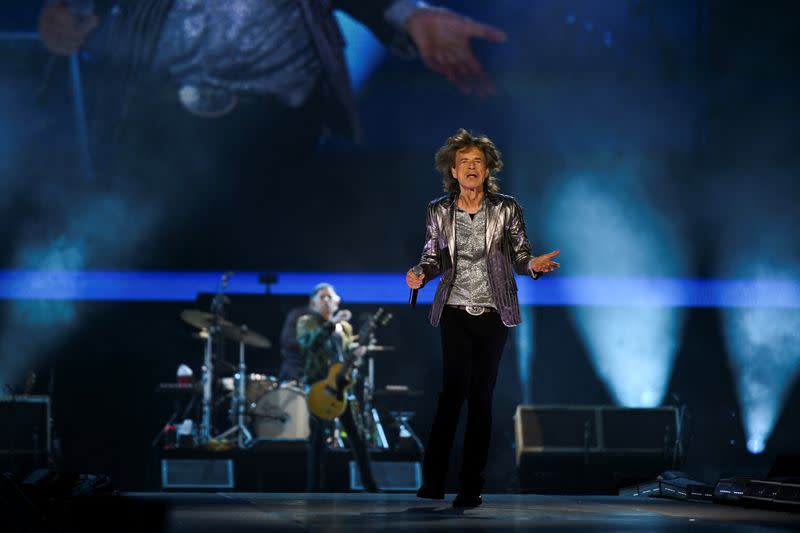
[178,84,238,118]
[465,305,485,316]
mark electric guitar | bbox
[307,308,392,420]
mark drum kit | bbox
[175,305,310,448]
[163,274,400,451]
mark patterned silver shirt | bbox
[446,200,497,308]
[152,0,322,107]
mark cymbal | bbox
[180,310,272,349]
[221,325,272,349]
[180,310,234,331]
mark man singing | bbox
[406,129,560,508]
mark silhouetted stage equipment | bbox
[514,405,681,494]
[1,469,167,532]
[619,471,715,502]
[713,455,800,511]
[714,477,800,510]
[161,457,235,490]
[0,395,51,477]
[348,459,422,491]
[158,444,422,492]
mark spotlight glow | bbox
[515,305,535,404]
[542,171,688,407]
[720,226,800,456]
[0,193,158,389]
[722,304,800,455]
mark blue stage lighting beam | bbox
[1,271,800,306]
[723,306,800,454]
[541,173,689,407]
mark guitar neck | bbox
[334,337,367,382]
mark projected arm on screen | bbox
[404,6,507,97]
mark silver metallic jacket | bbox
[415,192,541,327]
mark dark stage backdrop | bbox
[1,1,799,489]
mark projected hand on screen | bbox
[405,7,507,97]
[529,250,561,274]
[38,2,99,56]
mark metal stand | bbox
[390,411,425,454]
[198,273,231,444]
[199,325,215,444]
[216,328,254,447]
[363,357,389,449]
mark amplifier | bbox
[0,395,51,454]
[514,405,680,492]
[349,460,421,491]
[514,404,679,463]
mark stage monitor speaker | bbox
[514,405,680,493]
[349,460,421,491]
[161,459,234,490]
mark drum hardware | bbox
[178,271,272,447]
[216,325,255,448]
[388,410,425,454]
[151,386,199,449]
[185,272,232,444]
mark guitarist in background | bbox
[293,283,379,492]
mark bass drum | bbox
[251,383,310,440]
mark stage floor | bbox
[121,492,800,532]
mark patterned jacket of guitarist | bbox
[297,312,356,385]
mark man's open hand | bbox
[530,250,561,274]
[405,7,507,97]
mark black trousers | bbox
[422,306,509,494]
[307,404,377,491]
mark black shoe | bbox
[452,493,482,508]
[416,483,445,500]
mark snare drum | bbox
[251,383,310,440]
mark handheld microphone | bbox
[408,265,423,308]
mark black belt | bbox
[447,305,497,316]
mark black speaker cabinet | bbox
[514,405,680,493]
[0,395,51,476]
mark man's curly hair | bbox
[435,128,502,193]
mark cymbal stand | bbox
[199,272,231,444]
[199,325,216,444]
[217,326,254,448]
